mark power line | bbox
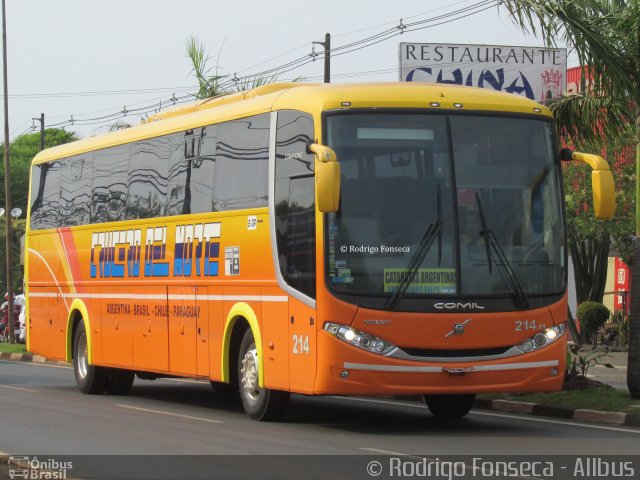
[28,1,499,136]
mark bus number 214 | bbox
[292,334,310,355]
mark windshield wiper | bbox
[475,193,530,310]
[385,185,443,309]
[384,222,442,309]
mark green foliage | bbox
[186,35,227,99]
[577,301,610,344]
[566,344,614,380]
[501,1,640,108]
[500,0,640,398]
[563,129,635,320]
[186,35,295,100]
[607,310,630,347]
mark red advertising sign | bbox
[614,257,630,314]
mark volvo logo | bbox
[363,319,392,326]
[445,319,472,338]
[434,302,485,310]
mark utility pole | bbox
[313,33,331,83]
[2,0,15,343]
[33,113,44,150]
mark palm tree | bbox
[499,0,640,396]
[186,36,292,99]
[186,35,227,99]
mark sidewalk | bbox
[588,350,629,391]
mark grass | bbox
[0,342,27,354]
[479,386,640,415]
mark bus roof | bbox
[32,82,552,165]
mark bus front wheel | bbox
[238,329,289,421]
[424,394,475,419]
[73,321,107,394]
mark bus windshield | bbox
[325,112,564,304]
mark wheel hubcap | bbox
[77,332,88,379]
[240,343,260,401]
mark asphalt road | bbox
[1,359,639,479]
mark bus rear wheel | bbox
[104,369,135,395]
[238,329,289,421]
[73,321,107,394]
[424,394,475,419]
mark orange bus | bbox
[25,82,615,420]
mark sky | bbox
[2,0,572,141]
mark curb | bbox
[0,352,68,366]
[474,398,640,427]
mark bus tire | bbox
[238,328,289,421]
[424,394,475,419]
[104,369,135,395]
[73,321,107,394]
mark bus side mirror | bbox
[309,143,341,213]
[562,148,616,219]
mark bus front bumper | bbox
[313,330,566,396]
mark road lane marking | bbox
[115,404,223,424]
[332,396,640,435]
[0,384,38,393]
[360,448,409,456]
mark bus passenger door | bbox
[168,285,197,375]
[101,286,133,367]
[131,285,169,372]
[288,297,317,393]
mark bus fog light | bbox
[551,368,559,376]
[340,370,350,379]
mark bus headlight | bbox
[519,324,565,353]
[324,323,396,355]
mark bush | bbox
[577,301,610,345]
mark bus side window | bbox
[214,114,269,211]
[92,145,128,223]
[126,137,170,220]
[30,160,63,230]
[60,155,93,226]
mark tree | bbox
[0,129,78,211]
[564,127,635,304]
[500,0,640,396]
[0,128,77,294]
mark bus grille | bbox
[400,346,512,359]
